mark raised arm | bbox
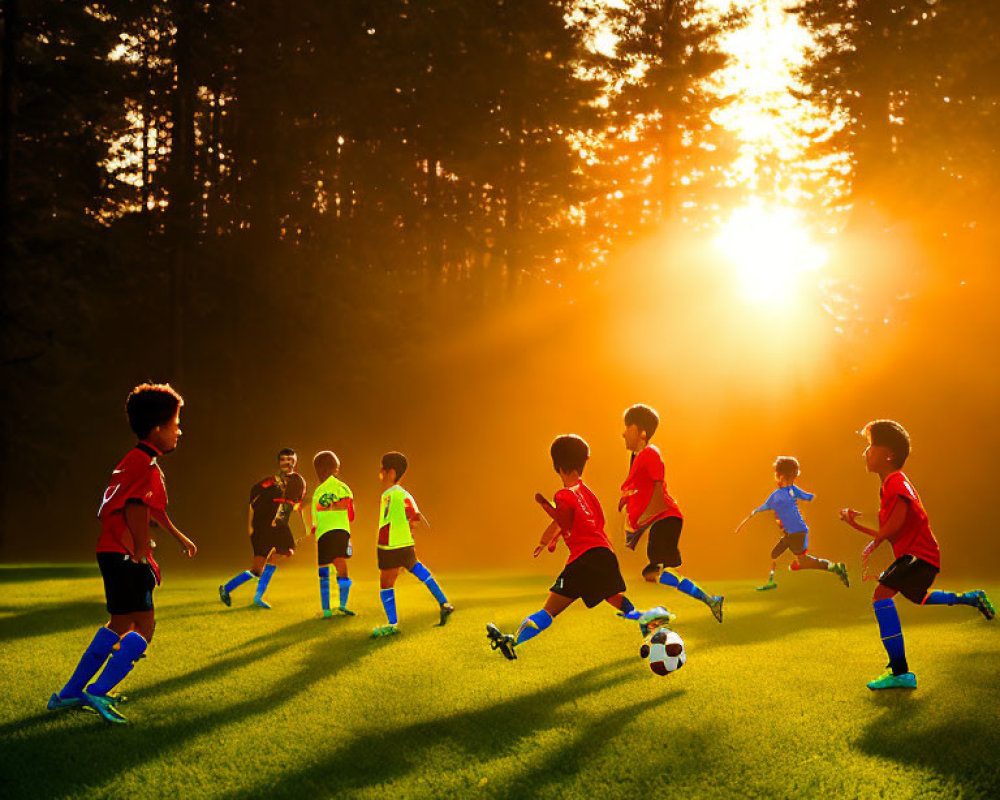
[840,501,907,543]
[533,519,561,558]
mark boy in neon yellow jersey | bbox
[311,450,356,617]
[371,451,454,637]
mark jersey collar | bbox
[136,441,162,458]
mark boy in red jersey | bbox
[47,383,196,723]
[486,435,642,660]
[620,404,724,622]
[841,419,994,690]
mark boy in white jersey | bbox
[311,450,356,617]
[371,451,454,637]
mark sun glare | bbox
[714,203,828,304]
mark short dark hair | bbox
[313,450,340,476]
[550,434,590,474]
[773,456,800,479]
[125,382,183,439]
[277,447,296,460]
[864,420,910,467]
[624,404,659,439]
[381,451,408,481]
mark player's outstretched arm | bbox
[152,508,197,557]
[247,506,254,536]
[734,511,756,534]
[533,519,560,558]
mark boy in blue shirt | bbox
[736,456,849,591]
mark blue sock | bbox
[338,577,352,609]
[873,598,908,676]
[616,597,642,620]
[380,588,398,625]
[924,591,976,607]
[515,609,553,646]
[660,570,710,604]
[255,564,276,601]
[411,562,448,605]
[223,570,254,595]
[88,631,148,696]
[59,627,120,699]
[319,566,331,612]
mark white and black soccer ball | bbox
[639,629,686,676]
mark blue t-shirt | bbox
[756,485,814,534]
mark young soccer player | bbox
[620,404,724,622]
[311,450,356,617]
[371,451,454,637]
[47,382,196,724]
[218,448,307,609]
[735,456,849,591]
[486,434,643,660]
[840,420,995,690]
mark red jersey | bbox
[620,445,682,530]
[96,442,167,558]
[552,482,613,564]
[879,471,940,568]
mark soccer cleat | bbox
[218,585,232,607]
[370,624,400,638]
[789,562,802,572]
[486,623,517,660]
[336,607,356,617]
[967,591,995,621]
[439,602,455,626]
[47,693,84,711]
[617,608,643,621]
[81,690,129,724]
[832,562,850,588]
[252,597,271,610]
[867,671,917,690]
[638,607,675,638]
[322,609,334,619]
[756,580,778,591]
[709,596,725,623]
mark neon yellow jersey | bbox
[377,484,419,550]
[312,476,353,537]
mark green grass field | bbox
[2,564,999,799]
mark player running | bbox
[311,450,356,617]
[218,448,307,609]
[620,404,724,622]
[840,419,995,690]
[371,451,454,637]
[735,456,849,591]
[486,434,643,660]
[47,383,196,724]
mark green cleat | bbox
[253,597,271,610]
[638,606,675,638]
[218,585,232,607]
[709,595,725,623]
[831,562,850,588]
[867,671,916,690]
[82,690,129,724]
[47,693,84,712]
[970,591,995,621]
[370,624,400,638]
[336,607,356,617]
[756,580,778,591]
[438,603,455,626]
[322,609,334,618]
[486,623,517,660]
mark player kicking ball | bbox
[620,404,724,622]
[486,434,643,661]
[841,420,994,690]
[735,456,849,591]
[371,451,454,637]
[47,383,196,724]
[310,450,356,617]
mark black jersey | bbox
[250,472,306,532]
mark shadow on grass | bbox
[210,657,670,800]
[0,602,108,644]
[853,651,1000,797]
[0,564,98,583]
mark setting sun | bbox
[714,203,828,303]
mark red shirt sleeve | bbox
[879,473,911,529]
[552,489,577,532]
[643,447,665,482]
[98,452,165,519]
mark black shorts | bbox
[771,532,809,559]
[317,530,352,564]
[879,555,939,604]
[378,545,418,571]
[97,552,156,615]
[251,525,296,558]
[551,547,627,608]
[643,517,683,575]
